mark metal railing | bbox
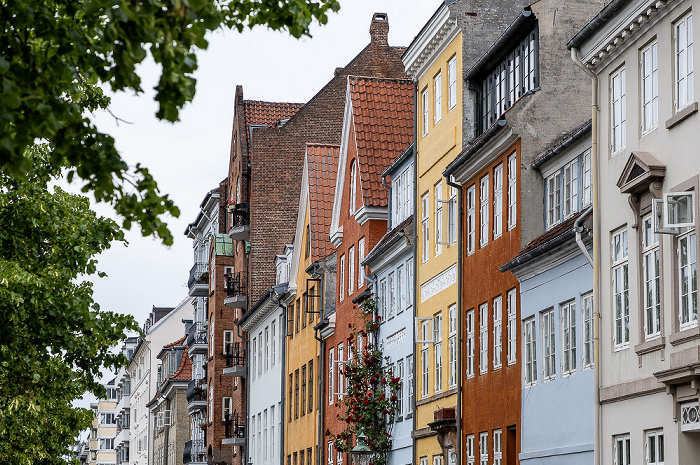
[186,379,206,404]
[186,321,207,347]
[188,262,209,289]
[228,203,250,228]
[183,439,205,464]
[223,413,245,439]
[225,271,247,298]
[224,342,246,368]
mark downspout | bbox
[272,292,287,465]
[236,303,251,464]
[445,175,462,465]
[574,205,594,267]
[314,327,325,465]
[571,47,600,465]
[411,81,419,465]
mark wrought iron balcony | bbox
[183,439,206,464]
[186,321,207,355]
[228,203,250,240]
[188,262,209,297]
[186,379,206,412]
[223,342,246,377]
[224,271,247,308]
[221,413,245,447]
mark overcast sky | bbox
[86,1,442,333]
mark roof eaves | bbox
[567,0,633,50]
[382,143,415,177]
[444,119,507,178]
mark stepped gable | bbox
[307,143,340,261]
[348,76,414,207]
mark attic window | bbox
[374,13,387,21]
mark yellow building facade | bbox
[403,6,463,464]
[88,392,118,465]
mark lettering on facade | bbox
[420,264,457,302]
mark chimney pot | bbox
[369,12,389,47]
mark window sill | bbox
[669,325,700,346]
[666,101,698,129]
[634,336,665,355]
[613,343,629,352]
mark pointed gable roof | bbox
[307,144,340,260]
[616,151,666,194]
[169,347,192,381]
[163,335,186,349]
[348,76,414,207]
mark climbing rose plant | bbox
[327,297,401,465]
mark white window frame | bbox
[421,324,430,399]
[448,185,457,245]
[493,429,502,465]
[336,344,344,400]
[467,185,476,254]
[466,309,475,379]
[434,72,442,125]
[407,355,414,412]
[675,12,694,111]
[542,308,556,381]
[582,292,594,369]
[563,159,579,219]
[480,175,490,247]
[422,193,430,263]
[664,191,695,228]
[582,149,592,207]
[348,246,354,296]
[388,271,396,319]
[380,278,387,321]
[646,429,664,465]
[493,164,503,238]
[612,228,630,348]
[507,289,517,365]
[479,303,488,374]
[493,296,502,370]
[396,265,404,314]
[339,254,345,302]
[350,161,357,214]
[422,88,429,136]
[435,181,445,253]
[396,359,404,418]
[328,442,334,465]
[546,171,562,228]
[641,41,659,133]
[614,435,631,465]
[448,304,457,388]
[479,432,488,465]
[328,348,334,404]
[561,300,577,376]
[466,434,475,465]
[406,257,414,310]
[448,56,457,109]
[507,152,517,230]
[611,67,626,154]
[434,312,443,393]
[222,397,232,421]
[678,230,698,329]
[524,317,537,386]
[642,215,661,340]
[358,237,365,289]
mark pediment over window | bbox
[616,151,666,195]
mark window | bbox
[642,216,661,339]
[434,312,443,393]
[337,344,344,399]
[466,434,475,465]
[646,430,664,465]
[337,451,343,465]
[466,309,475,378]
[358,238,365,289]
[542,308,555,380]
[448,56,457,109]
[388,272,396,319]
[614,435,631,465]
[252,337,257,379]
[448,185,457,245]
[611,67,626,154]
[479,432,488,465]
[258,330,263,375]
[507,153,517,230]
[467,185,476,254]
[421,320,430,398]
[264,327,269,371]
[493,296,502,369]
[263,410,268,461]
[407,355,414,412]
[294,369,299,419]
[678,229,697,328]
[561,300,576,375]
[209,384,213,423]
[420,457,428,465]
[641,41,658,132]
[582,149,592,207]
[434,72,442,125]
[328,443,333,465]
[380,278,387,320]
[675,13,694,111]
[612,228,630,347]
[222,396,232,421]
[435,181,444,255]
[296,300,300,334]
[480,175,490,247]
[99,438,114,450]
[493,430,502,465]
[403,167,412,221]
[348,246,355,296]
[301,365,307,416]
[507,289,517,365]
[479,303,488,374]
[339,255,345,302]
[350,161,357,214]
[524,317,537,386]
[582,293,594,369]
[271,320,277,367]
[448,305,457,388]
[546,171,562,228]
[563,159,579,219]
[422,88,429,136]
[433,455,443,465]
[396,265,404,314]
[493,164,503,238]
[328,349,334,404]
[308,360,314,413]
[396,359,404,418]
[407,258,414,310]
[422,193,430,263]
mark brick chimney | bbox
[369,12,389,47]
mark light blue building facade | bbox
[363,145,415,465]
[501,124,594,465]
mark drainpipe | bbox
[314,327,325,465]
[411,80,419,465]
[574,205,594,267]
[571,47,600,465]
[272,291,287,465]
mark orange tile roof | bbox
[307,144,340,260]
[243,100,304,149]
[170,347,192,381]
[348,76,414,207]
[162,335,186,349]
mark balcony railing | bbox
[225,272,247,298]
[188,262,209,290]
[228,203,250,228]
[223,413,245,440]
[183,439,205,464]
[225,343,246,368]
[186,379,206,405]
[186,321,207,348]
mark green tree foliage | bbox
[0,0,340,244]
[0,145,140,464]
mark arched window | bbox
[349,160,357,213]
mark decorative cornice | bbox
[402,5,459,80]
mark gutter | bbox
[443,119,507,178]
[531,120,592,170]
[567,0,633,50]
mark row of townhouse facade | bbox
[89,1,700,464]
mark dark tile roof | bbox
[307,144,340,260]
[348,76,414,207]
[243,100,304,149]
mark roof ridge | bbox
[348,75,413,84]
[243,99,305,107]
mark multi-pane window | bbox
[434,312,443,393]
[582,293,594,369]
[479,303,488,374]
[546,171,562,227]
[396,265,404,314]
[328,349,334,404]
[252,337,257,379]
[434,72,442,125]
[466,309,475,378]
[641,41,658,132]
[614,435,631,465]
[396,359,404,418]
[642,216,661,339]
[678,230,697,328]
[435,182,444,256]
[421,320,430,399]
[612,228,630,348]
[394,166,413,225]
[563,160,579,219]
[675,13,694,111]
[433,455,443,465]
[611,67,626,154]
[448,56,457,109]
[407,355,414,412]
[388,272,396,319]
[507,289,517,365]
[561,300,577,375]
[308,361,313,413]
[328,443,333,465]
[348,246,354,296]
[524,317,537,386]
[448,305,457,388]
[480,176,490,247]
[337,344,344,400]
[507,153,517,230]
[350,161,357,214]
[294,370,299,419]
[542,308,555,380]
[448,185,457,245]
[493,164,503,238]
[301,365,307,416]
[271,320,277,367]
[466,434,475,465]
[582,150,592,207]
[406,258,414,310]
[493,430,502,465]
[479,432,488,465]
[358,238,365,289]
[422,194,430,263]
[339,255,345,302]
[493,296,503,369]
[646,430,664,465]
[422,88,429,136]
[467,185,476,254]
[380,278,387,321]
